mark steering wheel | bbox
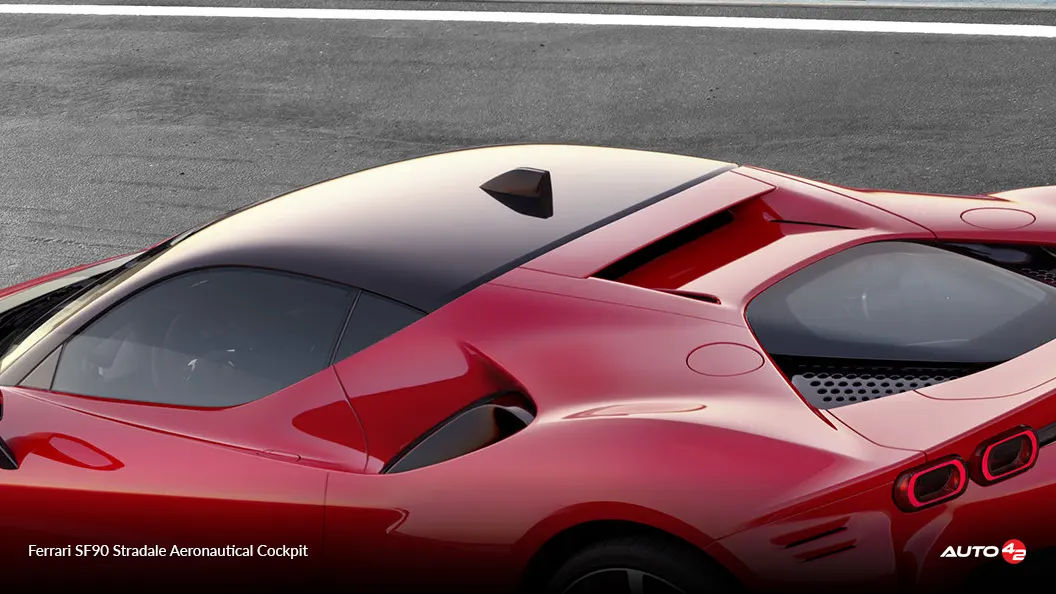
[150,312,246,397]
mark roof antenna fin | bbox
[480,168,554,219]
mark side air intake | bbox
[382,392,535,474]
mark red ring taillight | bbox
[893,456,967,512]
[971,426,1038,485]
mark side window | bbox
[50,268,355,407]
[334,292,423,363]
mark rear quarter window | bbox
[334,292,423,363]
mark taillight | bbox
[971,426,1038,485]
[893,456,967,512]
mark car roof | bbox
[153,145,733,310]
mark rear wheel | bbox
[542,535,735,594]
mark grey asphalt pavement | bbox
[1,1,1055,287]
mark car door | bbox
[0,267,369,588]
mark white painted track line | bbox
[0,4,1055,37]
[497,0,1056,10]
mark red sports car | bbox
[1,145,1054,592]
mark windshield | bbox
[0,254,150,375]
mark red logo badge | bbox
[1002,539,1026,564]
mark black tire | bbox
[542,535,736,594]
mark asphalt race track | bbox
[1,0,1055,287]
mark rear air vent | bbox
[777,356,984,410]
[594,210,733,282]
[772,519,849,549]
[798,542,857,562]
[772,518,857,563]
[592,188,853,292]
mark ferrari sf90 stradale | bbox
[1,145,1054,592]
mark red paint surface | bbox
[1,165,1056,590]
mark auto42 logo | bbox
[940,539,1026,564]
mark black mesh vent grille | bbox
[782,360,979,409]
[1017,267,1056,287]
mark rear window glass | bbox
[747,242,1056,364]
